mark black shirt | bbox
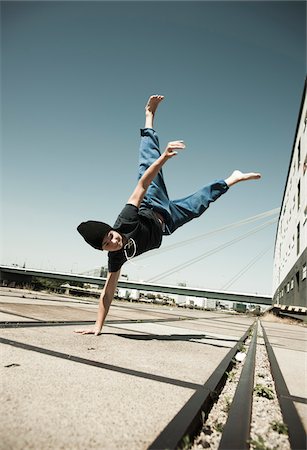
[108,204,163,272]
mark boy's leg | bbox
[168,171,261,233]
[138,96,173,224]
[138,130,172,221]
[138,128,162,178]
[169,180,229,232]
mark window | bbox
[298,139,301,169]
[297,222,300,255]
[290,278,294,289]
[296,271,300,291]
[303,264,307,281]
[297,180,301,210]
[287,282,290,293]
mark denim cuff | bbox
[140,128,156,136]
[220,180,229,191]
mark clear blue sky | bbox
[1,1,306,295]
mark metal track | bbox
[261,323,306,450]
[148,320,306,450]
[0,315,221,329]
[218,321,258,449]
[147,322,255,450]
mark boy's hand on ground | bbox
[74,328,101,336]
[164,141,185,158]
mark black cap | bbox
[77,221,112,251]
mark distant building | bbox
[272,79,307,308]
[185,297,217,310]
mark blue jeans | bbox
[139,128,229,235]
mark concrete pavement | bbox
[261,319,307,431]
[1,287,305,449]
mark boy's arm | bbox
[74,270,121,335]
[128,140,185,208]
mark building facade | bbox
[273,80,307,308]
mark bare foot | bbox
[144,95,164,128]
[145,95,164,115]
[225,170,261,187]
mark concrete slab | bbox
[3,293,303,447]
[159,315,254,337]
[1,341,195,450]
[107,322,240,349]
[0,302,98,322]
[0,289,254,449]
[0,312,35,322]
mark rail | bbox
[148,323,255,450]
[148,320,306,450]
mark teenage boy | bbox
[76,95,261,335]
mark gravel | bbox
[191,340,249,449]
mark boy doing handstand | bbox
[76,95,261,335]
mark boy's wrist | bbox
[95,319,103,330]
